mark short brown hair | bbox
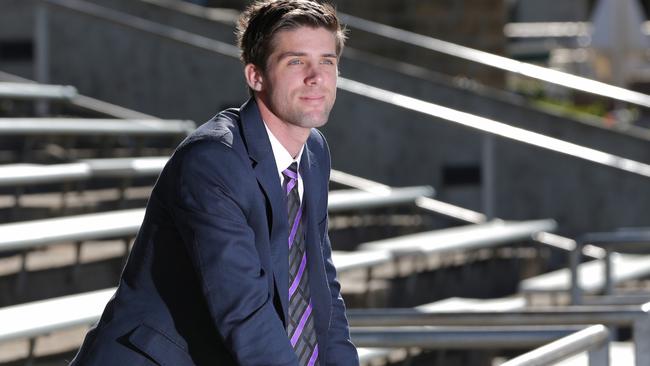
[236,0,346,70]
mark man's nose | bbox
[305,63,323,85]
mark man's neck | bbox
[255,96,310,159]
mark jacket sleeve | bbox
[170,141,298,366]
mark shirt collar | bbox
[263,122,304,178]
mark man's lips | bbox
[299,96,326,107]
[300,95,325,101]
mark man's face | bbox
[259,26,338,129]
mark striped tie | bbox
[283,162,320,366]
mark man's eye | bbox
[288,59,303,65]
[321,59,336,65]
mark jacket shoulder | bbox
[308,128,331,171]
[177,108,242,152]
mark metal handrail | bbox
[0,157,169,187]
[505,20,650,39]
[0,70,160,119]
[0,288,116,342]
[571,229,650,305]
[339,13,650,109]
[350,325,595,349]
[346,303,650,366]
[346,305,650,327]
[358,219,557,255]
[327,186,434,212]
[330,169,486,224]
[501,325,609,366]
[504,21,592,38]
[0,118,195,135]
[0,82,77,100]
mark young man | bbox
[70,0,358,365]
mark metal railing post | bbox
[633,315,650,366]
[570,238,583,305]
[481,134,496,220]
[34,2,51,116]
[587,332,609,366]
[604,248,613,296]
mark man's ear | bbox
[244,63,264,92]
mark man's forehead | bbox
[270,27,336,51]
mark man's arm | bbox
[171,141,297,366]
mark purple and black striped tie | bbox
[283,162,319,366]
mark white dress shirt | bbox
[264,123,304,202]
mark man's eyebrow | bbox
[277,51,306,60]
[277,51,338,59]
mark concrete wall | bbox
[512,0,590,21]
[0,0,35,39]
[494,138,650,234]
[0,0,36,78]
[46,4,247,122]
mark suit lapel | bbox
[300,142,332,352]
[240,99,290,324]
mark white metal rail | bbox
[0,82,77,101]
[350,325,601,349]
[0,118,195,136]
[501,325,609,366]
[0,71,160,119]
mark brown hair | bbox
[236,0,346,70]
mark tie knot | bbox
[283,162,299,195]
[283,162,298,182]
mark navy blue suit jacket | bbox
[70,99,358,365]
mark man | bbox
[70,0,358,365]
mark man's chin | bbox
[304,116,329,129]
[293,111,330,129]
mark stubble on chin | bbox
[300,109,330,128]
